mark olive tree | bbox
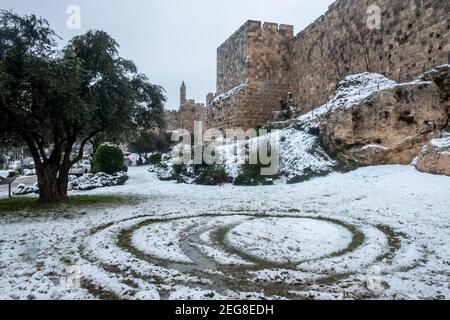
[0,11,165,202]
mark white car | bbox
[69,160,91,176]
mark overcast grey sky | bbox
[1,0,335,109]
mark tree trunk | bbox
[36,164,69,203]
[364,48,372,72]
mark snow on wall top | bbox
[211,84,247,104]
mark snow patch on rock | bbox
[430,132,450,149]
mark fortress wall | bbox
[216,21,256,95]
[212,21,294,129]
[289,0,450,114]
[205,0,449,130]
[206,86,251,130]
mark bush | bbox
[172,163,191,183]
[7,170,19,178]
[149,153,162,165]
[92,144,125,175]
[233,155,277,186]
[128,131,172,164]
[194,164,231,186]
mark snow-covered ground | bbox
[0,164,449,300]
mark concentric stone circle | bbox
[78,212,424,299]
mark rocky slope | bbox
[320,65,449,171]
[321,81,446,166]
[420,64,450,124]
[155,66,449,184]
[416,133,450,176]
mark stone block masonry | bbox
[203,0,449,131]
[177,81,206,133]
[289,0,450,116]
[210,20,294,130]
[163,110,180,132]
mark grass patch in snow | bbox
[0,195,138,215]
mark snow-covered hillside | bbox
[158,73,405,183]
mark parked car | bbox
[69,160,91,176]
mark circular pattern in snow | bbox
[131,220,195,264]
[76,212,424,300]
[226,218,353,264]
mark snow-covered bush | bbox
[11,172,129,195]
[149,153,163,165]
[13,183,39,195]
[193,164,231,186]
[172,163,194,184]
[69,172,128,191]
[0,170,19,179]
[147,153,174,180]
[233,155,277,186]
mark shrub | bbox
[194,164,231,186]
[172,163,191,183]
[92,144,125,175]
[149,153,163,165]
[233,155,277,186]
[128,131,172,164]
[6,171,20,178]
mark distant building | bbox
[178,81,205,133]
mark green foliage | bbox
[194,163,231,186]
[172,163,190,183]
[0,11,166,202]
[149,153,162,165]
[234,155,277,186]
[92,144,124,174]
[128,131,171,164]
[6,170,19,178]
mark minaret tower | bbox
[180,81,187,106]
